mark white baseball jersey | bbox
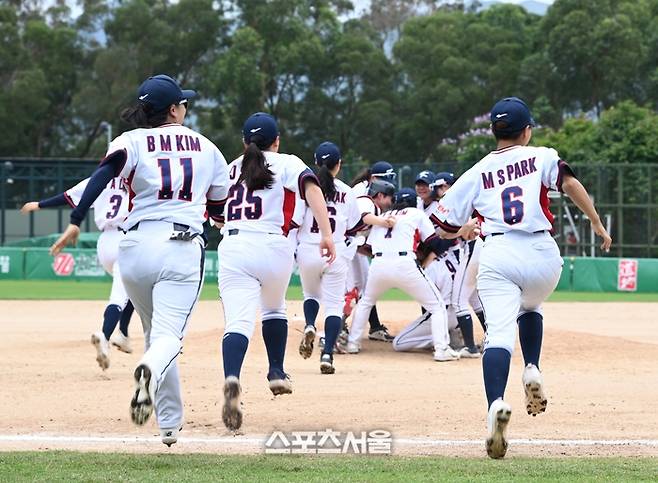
[352,180,369,197]
[297,178,361,245]
[66,177,129,231]
[437,145,571,235]
[223,151,315,236]
[367,207,435,255]
[419,199,441,230]
[111,123,230,233]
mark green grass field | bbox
[0,453,656,482]
[1,279,657,302]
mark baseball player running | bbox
[22,177,135,370]
[51,74,230,447]
[437,97,612,459]
[297,142,388,374]
[346,160,398,340]
[347,188,467,362]
[218,113,335,431]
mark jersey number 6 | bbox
[501,186,524,225]
[310,206,336,233]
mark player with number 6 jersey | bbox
[218,113,336,432]
[50,74,230,447]
[436,97,612,459]
[296,142,364,374]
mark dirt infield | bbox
[1,300,657,457]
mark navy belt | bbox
[226,228,280,236]
[129,222,190,232]
[490,230,546,237]
[374,251,408,257]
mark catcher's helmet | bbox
[371,161,396,182]
[393,188,417,209]
[367,179,396,198]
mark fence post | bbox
[0,162,5,245]
[617,165,623,258]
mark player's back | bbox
[468,145,562,235]
[116,124,228,233]
[368,207,428,254]
[66,177,129,231]
[224,150,312,235]
[298,178,360,245]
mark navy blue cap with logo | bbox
[243,112,279,147]
[137,74,196,112]
[490,97,536,134]
[433,171,456,187]
[371,161,396,182]
[415,170,435,185]
[394,187,418,209]
[314,141,341,167]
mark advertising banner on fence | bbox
[617,259,638,292]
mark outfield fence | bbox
[1,158,657,258]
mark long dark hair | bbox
[239,134,275,191]
[317,157,340,201]
[120,101,170,129]
[350,167,371,187]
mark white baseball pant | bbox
[119,220,205,431]
[348,255,450,350]
[297,243,349,319]
[478,231,562,354]
[451,238,483,316]
[96,229,129,308]
[218,232,294,339]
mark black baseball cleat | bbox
[130,364,155,426]
[368,324,394,342]
[222,376,243,431]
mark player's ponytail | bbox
[350,167,371,187]
[121,101,169,129]
[317,159,339,201]
[239,136,274,191]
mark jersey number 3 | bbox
[501,186,524,225]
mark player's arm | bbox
[362,213,395,228]
[561,174,611,251]
[21,178,90,213]
[436,170,478,239]
[206,149,230,228]
[50,149,128,255]
[305,181,336,263]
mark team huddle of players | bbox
[293,148,486,376]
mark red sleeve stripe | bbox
[63,192,77,208]
[436,218,460,234]
[298,168,319,200]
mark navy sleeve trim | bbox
[436,218,461,234]
[70,163,115,226]
[429,214,441,228]
[298,168,319,201]
[556,160,576,193]
[207,197,227,222]
[346,216,366,236]
[100,149,128,177]
[38,193,71,209]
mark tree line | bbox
[1,0,657,171]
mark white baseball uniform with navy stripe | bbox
[219,150,316,339]
[297,179,362,318]
[348,207,451,351]
[437,144,567,354]
[107,123,230,432]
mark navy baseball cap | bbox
[371,161,396,180]
[490,97,535,134]
[137,75,196,112]
[415,170,435,185]
[433,172,456,187]
[314,141,341,166]
[394,187,417,206]
[243,112,279,146]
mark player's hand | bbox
[50,224,81,256]
[592,220,612,252]
[20,202,40,214]
[458,217,481,241]
[320,235,337,264]
[383,215,396,228]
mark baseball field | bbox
[1,280,657,481]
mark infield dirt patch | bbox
[1,300,657,457]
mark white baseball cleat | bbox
[222,376,242,431]
[346,342,360,354]
[486,398,512,459]
[433,346,461,362]
[91,332,110,370]
[110,332,133,354]
[268,371,293,396]
[523,363,548,416]
[130,363,156,426]
[299,325,316,359]
[320,353,335,374]
[458,346,481,359]
[160,427,179,447]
